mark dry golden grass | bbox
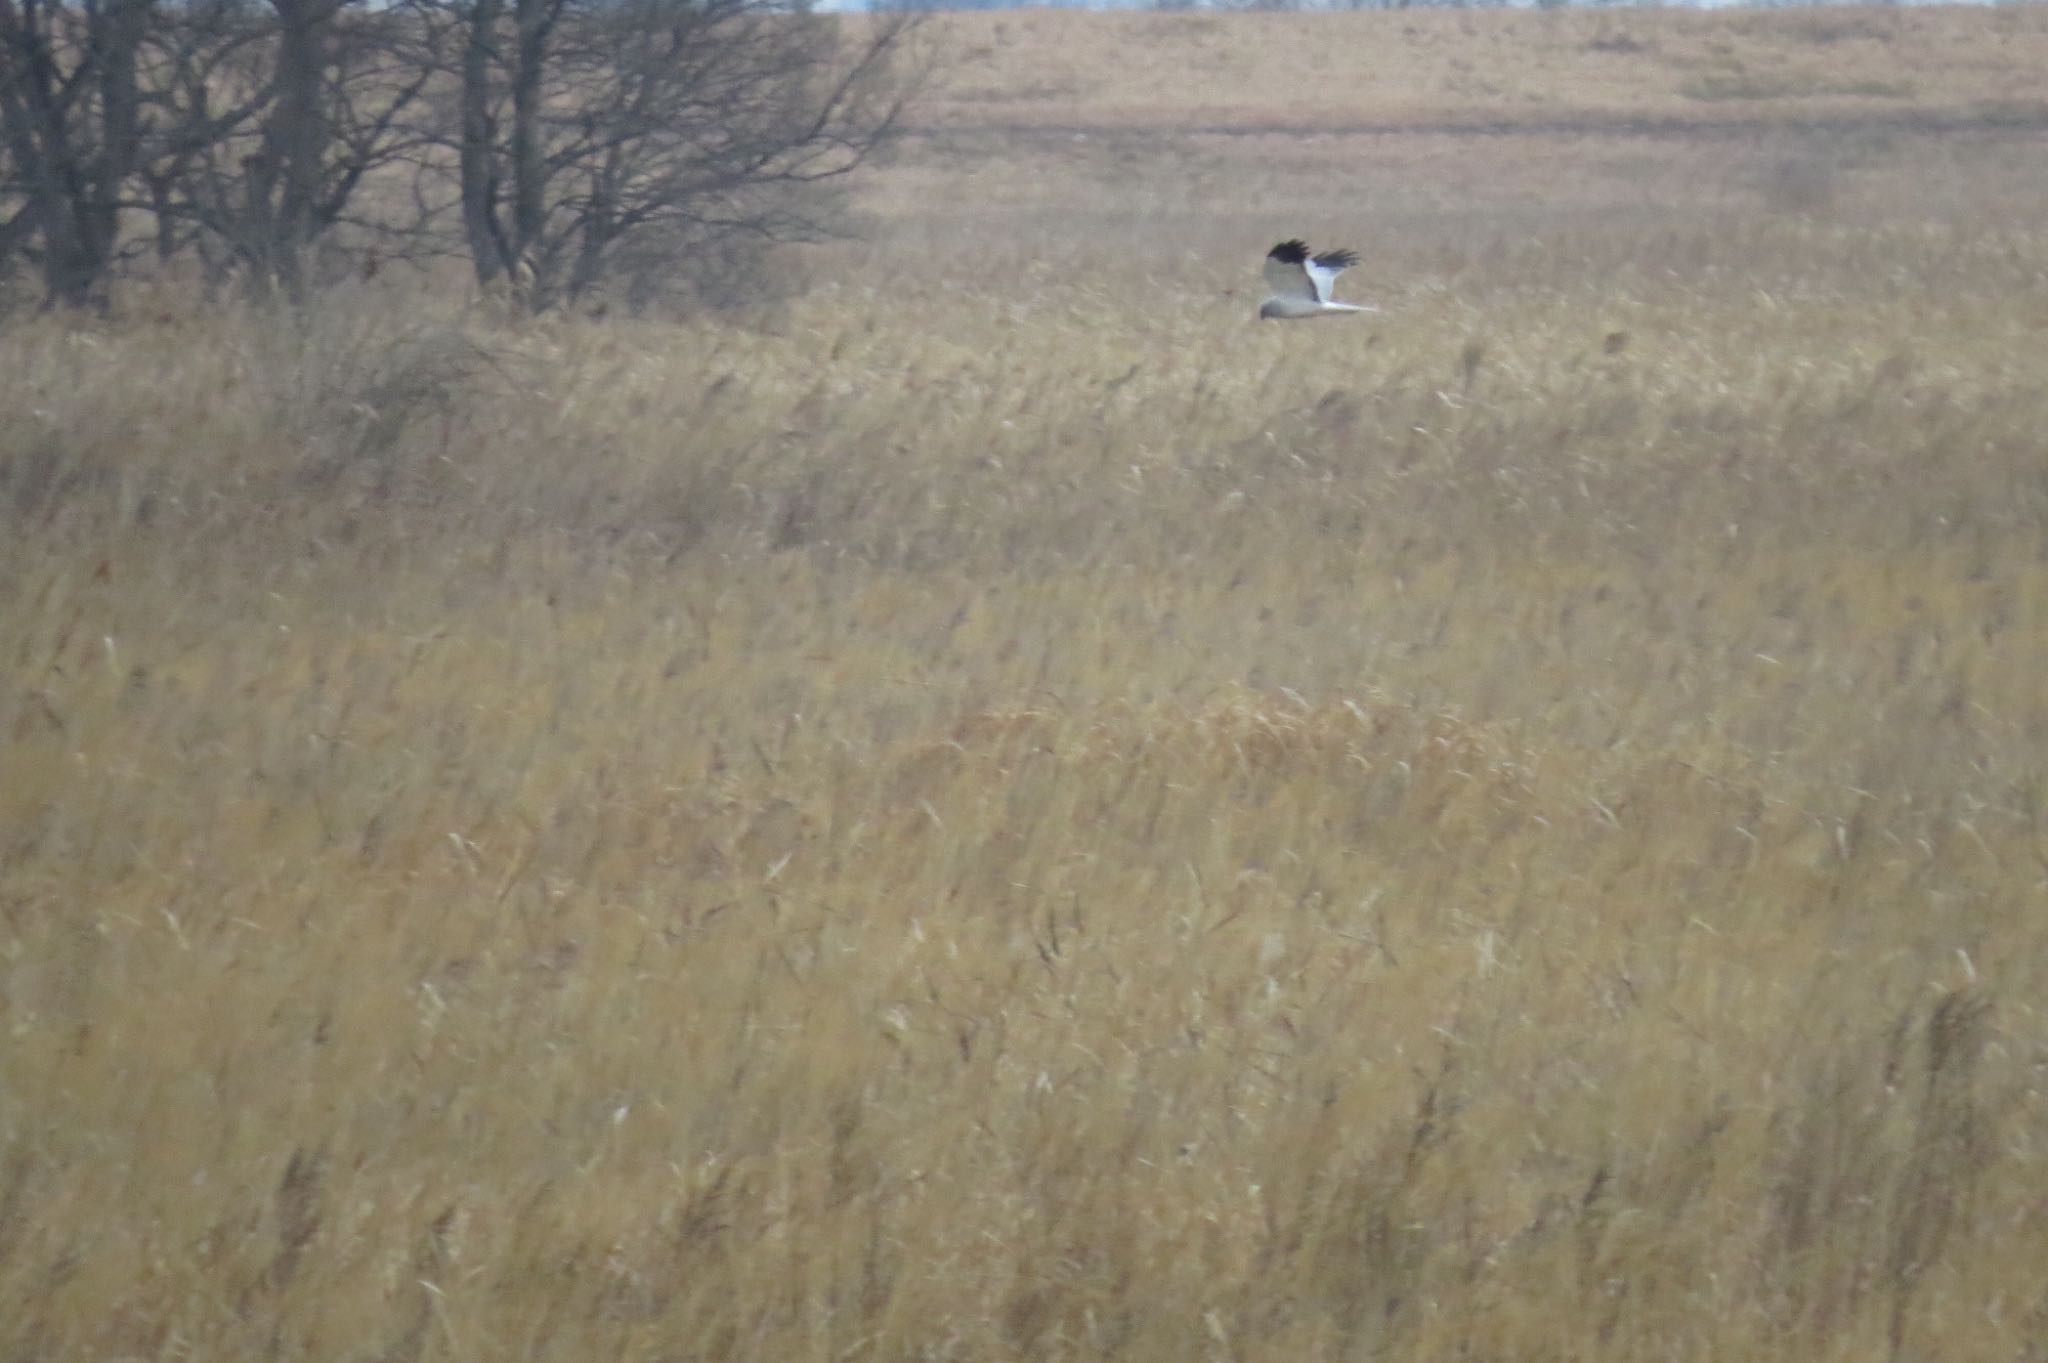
[6,8,2048,1362]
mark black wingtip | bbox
[1267,239,1310,264]
[1314,248,1359,270]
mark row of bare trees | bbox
[0,0,918,310]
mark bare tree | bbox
[427,0,921,309]
[4,0,918,311]
[0,0,154,307]
[141,0,439,299]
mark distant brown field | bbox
[920,5,2048,129]
[5,8,2048,1363]
[871,5,2048,267]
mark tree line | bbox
[0,0,919,310]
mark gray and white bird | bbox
[1257,239,1375,320]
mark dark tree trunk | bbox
[0,0,154,308]
[257,0,336,299]
[509,0,551,263]
[458,0,509,288]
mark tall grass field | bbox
[5,6,2048,1360]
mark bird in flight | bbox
[1258,240,1375,320]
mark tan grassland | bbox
[6,7,2048,1361]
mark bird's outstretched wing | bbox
[1304,248,1358,304]
[1263,240,1318,305]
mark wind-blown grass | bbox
[5,10,2048,1361]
